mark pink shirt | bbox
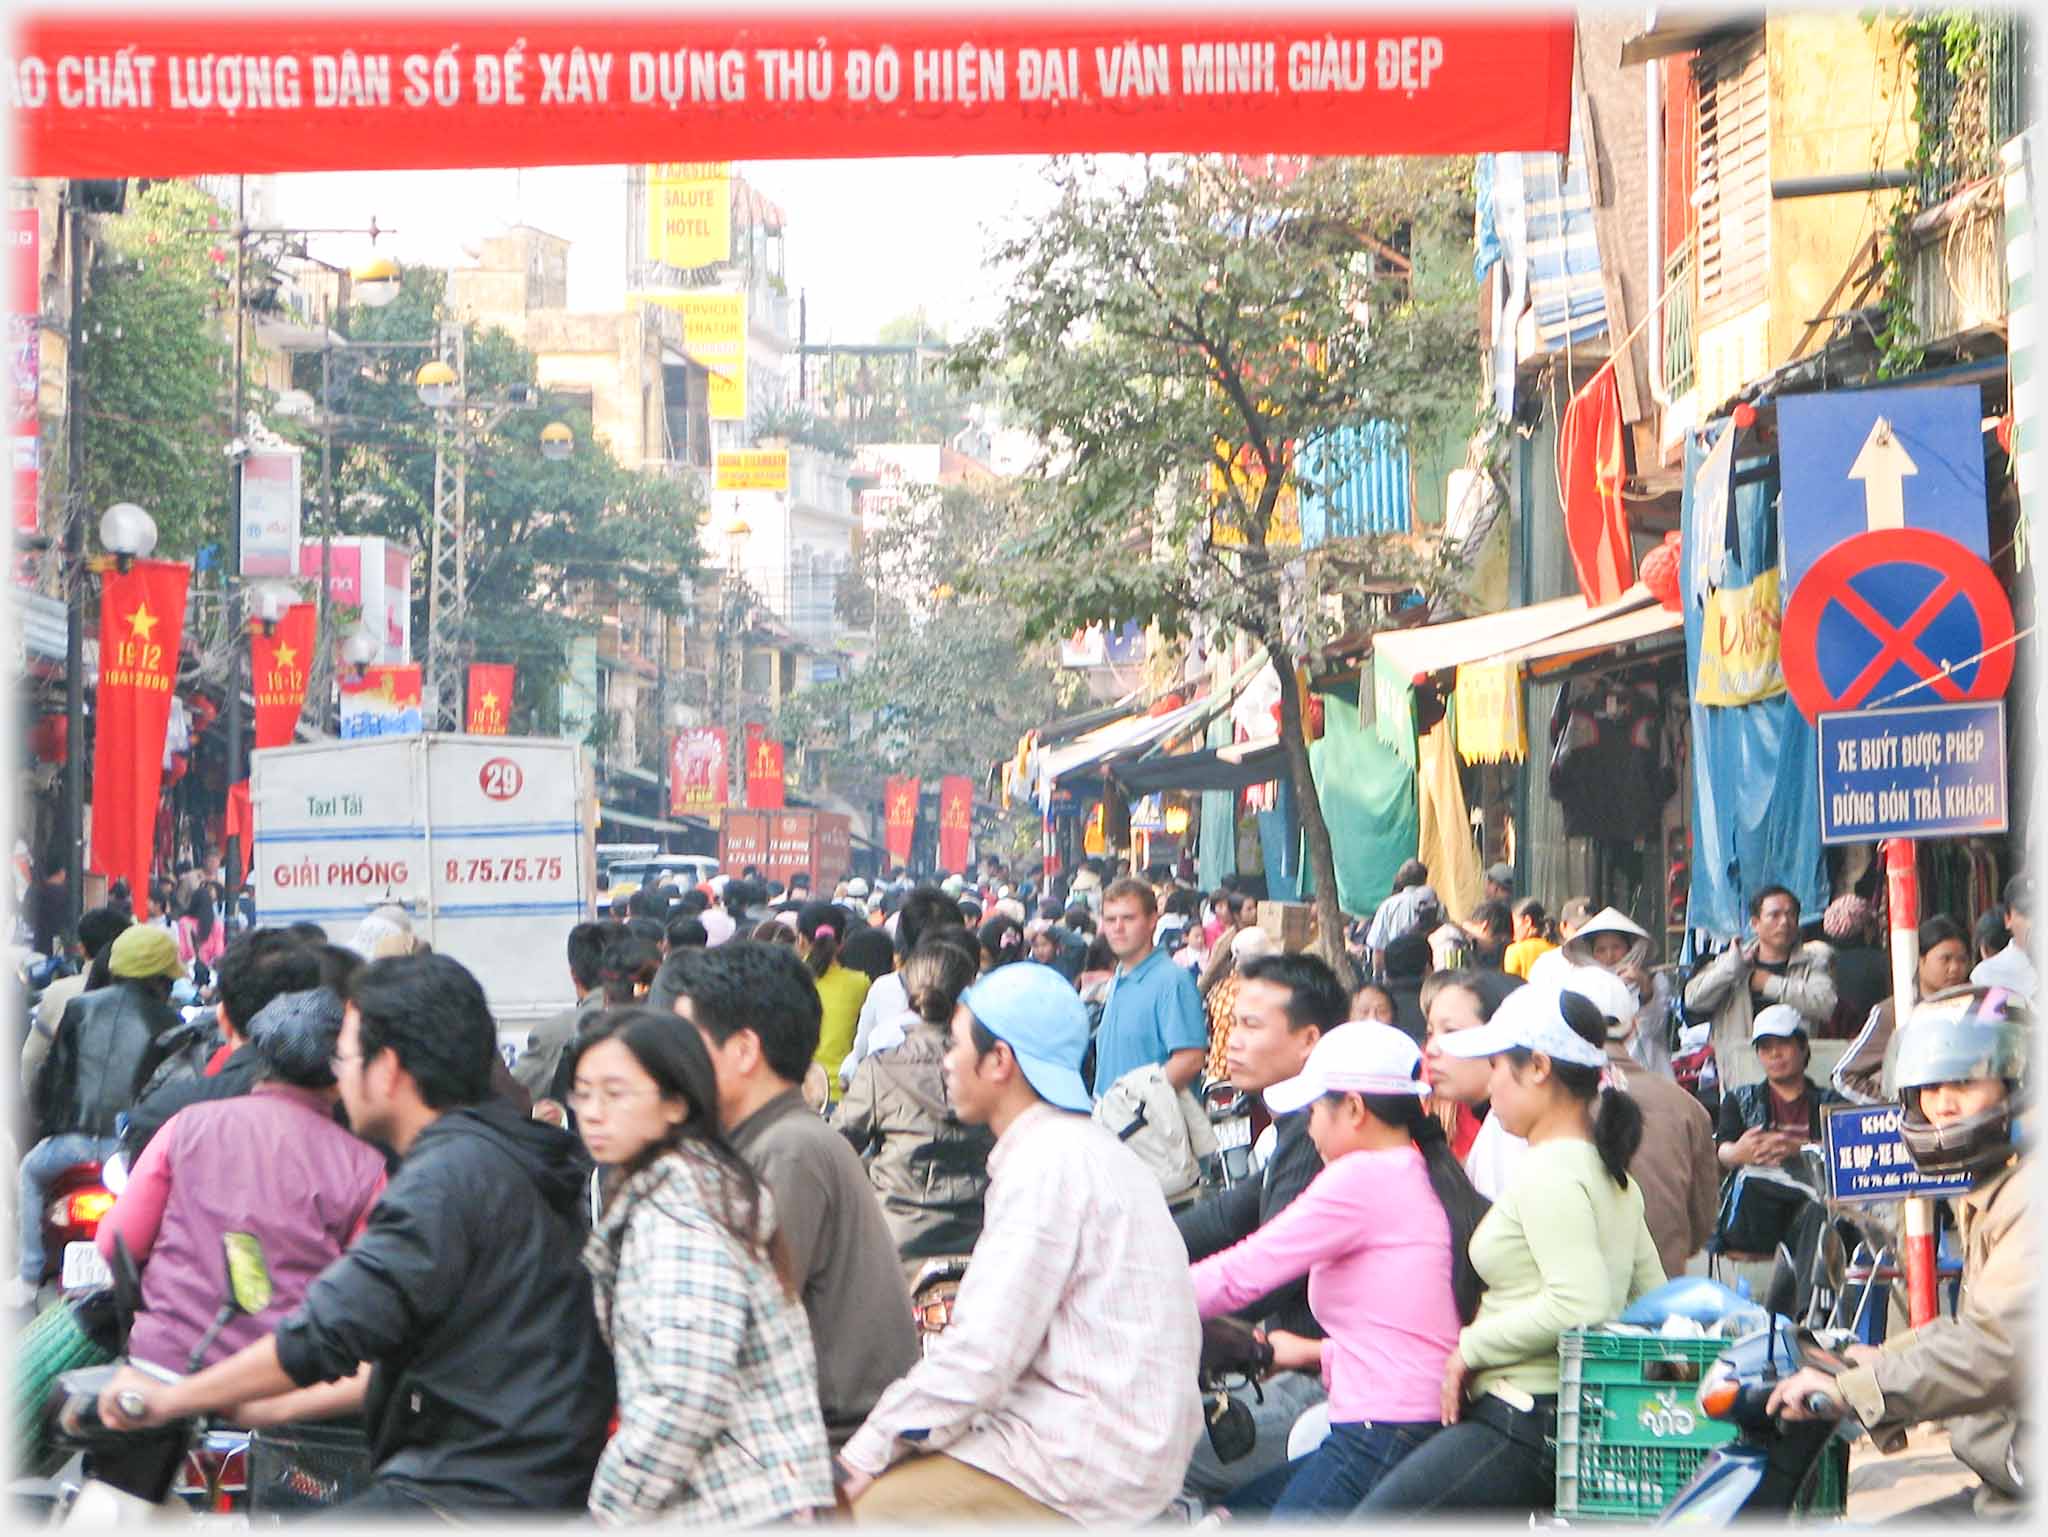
[1191,1144,1461,1424]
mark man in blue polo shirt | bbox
[1092,878,1209,1097]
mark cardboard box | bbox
[1258,900,1315,953]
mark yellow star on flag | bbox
[479,691,500,713]
[126,604,159,640]
[271,641,298,669]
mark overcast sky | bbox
[269,155,1060,343]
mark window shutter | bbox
[1694,35,1770,322]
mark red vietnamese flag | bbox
[91,557,188,901]
[1556,366,1634,608]
[938,776,973,875]
[744,723,785,809]
[884,776,921,867]
[466,663,515,735]
[250,602,316,750]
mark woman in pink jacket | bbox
[1190,1021,1488,1516]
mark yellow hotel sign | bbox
[638,289,747,421]
[715,450,790,492]
[646,162,731,270]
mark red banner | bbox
[884,775,921,867]
[90,557,188,902]
[250,601,315,750]
[13,17,1574,177]
[466,662,515,734]
[1557,366,1633,609]
[670,726,727,817]
[744,722,785,809]
[938,775,973,875]
[10,207,38,535]
[338,663,423,738]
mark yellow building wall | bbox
[1764,14,1915,367]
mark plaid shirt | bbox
[584,1150,834,1526]
[840,1103,1205,1523]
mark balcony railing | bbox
[1915,15,2034,207]
[1662,242,1696,400]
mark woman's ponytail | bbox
[797,901,842,980]
[1593,1083,1646,1190]
[1365,1093,1492,1325]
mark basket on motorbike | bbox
[1554,1327,1848,1523]
[13,1293,122,1476]
[244,1422,375,1515]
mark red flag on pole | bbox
[744,723,785,809]
[670,727,728,817]
[91,557,188,901]
[250,602,316,750]
[1556,366,1634,608]
[466,663,515,735]
[938,776,973,875]
[884,776,921,867]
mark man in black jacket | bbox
[1173,950,1346,1506]
[99,953,614,1516]
[12,925,183,1306]
[118,929,321,1165]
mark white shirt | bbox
[841,971,908,1085]
[1463,1110,1529,1202]
[698,908,737,946]
[1971,942,2037,998]
[840,1103,1204,1523]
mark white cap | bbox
[1263,1021,1428,1116]
[1751,1004,1809,1043]
[1558,964,1638,1037]
[845,877,870,898]
[1433,983,1610,1070]
[1576,907,1650,942]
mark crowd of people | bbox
[4,842,2031,1523]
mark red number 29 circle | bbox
[479,757,524,801]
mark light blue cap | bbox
[959,962,1092,1112]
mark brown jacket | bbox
[1834,1156,2028,1515]
[1604,1043,1720,1279]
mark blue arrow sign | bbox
[1779,385,1987,596]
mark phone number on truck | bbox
[443,855,566,884]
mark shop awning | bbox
[1371,593,1602,687]
[1037,693,1214,793]
[598,805,711,837]
[1109,736,1285,795]
[1618,9,1759,65]
[1484,597,1683,677]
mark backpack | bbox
[1091,1064,1218,1203]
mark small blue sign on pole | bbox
[1817,700,2007,844]
[1779,384,1989,596]
[1823,1103,1975,1204]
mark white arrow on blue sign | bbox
[1778,384,1988,595]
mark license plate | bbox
[1214,1117,1252,1151]
[61,1241,111,1293]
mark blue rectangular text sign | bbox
[1817,701,2006,845]
[1823,1103,1974,1204]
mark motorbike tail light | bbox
[66,1189,117,1228]
[1698,1373,1740,1420]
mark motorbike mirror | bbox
[1765,1243,1799,1321]
[223,1232,274,1315]
[102,1152,128,1195]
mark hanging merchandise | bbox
[1546,674,1674,843]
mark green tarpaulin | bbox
[1306,682,1419,916]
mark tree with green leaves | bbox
[297,268,703,742]
[778,475,1074,816]
[954,155,1480,986]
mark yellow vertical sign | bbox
[640,290,748,421]
[646,163,731,270]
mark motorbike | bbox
[1655,1243,1861,1524]
[1200,1081,1255,1193]
[43,1164,116,1295]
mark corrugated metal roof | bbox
[1299,420,1411,544]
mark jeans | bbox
[1358,1411,1554,1514]
[1181,1369,1328,1504]
[1226,1419,1441,1516]
[16,1133,121,1285]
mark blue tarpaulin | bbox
[1682,436,1830,940]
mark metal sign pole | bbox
[1884,836,1939,1328]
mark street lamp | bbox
[339,620,380,680]
[414,359,459,410]
[97,501,158,571]
[247,578,299,636]
[350,254,402,310]
[540,421,574,462]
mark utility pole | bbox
[425,319,467,731]
[223,175,248,892]
[62,184,88,941]
[312,340,336,731]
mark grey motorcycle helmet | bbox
[1884,983,2030,1178]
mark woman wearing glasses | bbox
[569,1007,834,1525]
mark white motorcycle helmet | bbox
[1884,983,2029,1178]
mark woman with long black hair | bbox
[1362,985,1663,1516]
[571,1007,833,1525]
[798,901,869,1101]
[1189,1021,1489,1516]
[173,883,223,976]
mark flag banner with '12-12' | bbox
[11,17,1574,176]
[92,558,189,901]
[466,663,515,734]
[251,602,316,750]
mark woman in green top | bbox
[1362,983,1665,1515]
[799,901,870,1104]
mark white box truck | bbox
[250,734,594,1067]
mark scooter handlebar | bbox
[1804,1391,1841,1418]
